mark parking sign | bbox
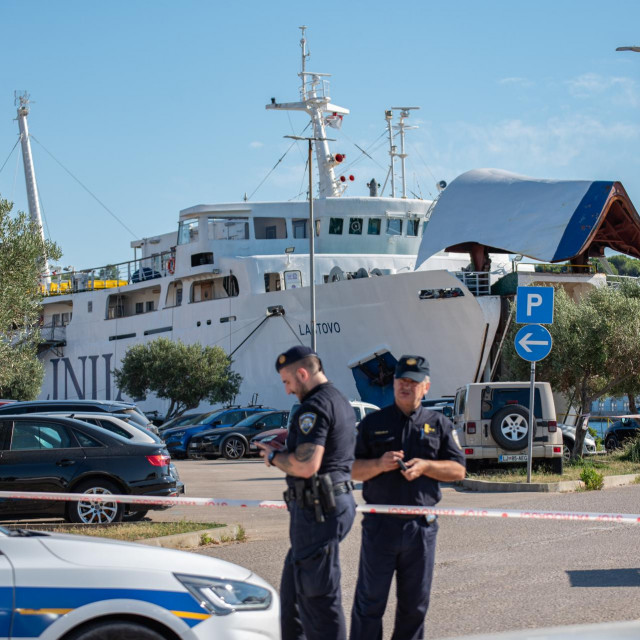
[516,286,554,325]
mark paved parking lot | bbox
[159,458,640,639]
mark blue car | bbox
[162,406,273,458]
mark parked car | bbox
[162,406,273,458]
[422,396,455,417]
[249,427,288,454]
[452,382,564,474]
[0,414,182,523]
[0,400,15,407]
[604,416,640,452]
[0,400,159,434]
[0,525,279,639]
[559,423,597,460]
[189,411,289,460]
[158,411,208,435]
[286,400,380,429]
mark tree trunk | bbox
[628,393,637,416]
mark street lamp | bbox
[285,135,334,351]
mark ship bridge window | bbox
[348,218,363,235]
[207,216,249,240]
[292,219,308,239]
[407,219,419,237]
[386,218,403,236]
[191,252,214,267]
[368,218,381,235]
[165,281,183,308]
[264,273,282,293]
[329,218,343,235]
[254,217,287,240]
[178,219,198,245]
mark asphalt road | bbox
[156,458,640,639]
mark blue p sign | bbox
[516,287,554,325]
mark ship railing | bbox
[39,322,66,344]
[42,250,175,296]
[453,271,491,296]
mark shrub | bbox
[580,466,604,490]
[619,437,640,464]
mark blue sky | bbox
[2,0,640,269]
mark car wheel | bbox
[222,436,246,460]
[605,434,620,452]
[66,619,169,640]
[123,509,149,522]
[562,438,573,462]
[66,480,124,525]
[490,405,531,451]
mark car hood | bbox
[252,428,287,441]
[38,534,252,580]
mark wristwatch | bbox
[267,450,279,466]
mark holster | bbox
[318,473,336,513]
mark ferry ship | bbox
[29,29,513,414]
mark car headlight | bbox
[203,435,221,443]
[175,574,272,615]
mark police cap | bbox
[395,355,430,382]
[275,345,321,372]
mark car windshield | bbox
[234,412,272,428]
[195,409,229,425]
[119,408,152,427]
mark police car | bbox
[0,526,279,639]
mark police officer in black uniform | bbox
[256,345,356,640]
[350,355,466,640]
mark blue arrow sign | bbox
[514,324,552,362]
[516,286,554,324]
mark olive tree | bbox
[113,338,242,421]
[503,283,640,459]
[0,198,61,399]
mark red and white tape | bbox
[0,491,639,524]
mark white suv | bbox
[452,382,564,474]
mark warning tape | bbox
[0,491,639,524]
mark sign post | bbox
[515,287,554,482]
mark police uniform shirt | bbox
[286,382,356,488]
[355,404,465,506]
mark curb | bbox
[460,473,640,493]
[137,524,240,549]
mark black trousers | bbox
[281,492,356,640]
[350,514,439,640]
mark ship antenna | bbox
[389,106,420,199]
[299,25,309,101]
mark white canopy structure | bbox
[416,169,640,270]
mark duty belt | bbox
[283,474,354,522]
[283,480,354,503]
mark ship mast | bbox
[15,91,51,285]
[266,26,349,198]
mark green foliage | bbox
[618,437,640,464]
[113,338,242,421]
[607,255,640,277]
[0,198,61,400]
[580,465,604,491]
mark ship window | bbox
[135,302,144,314]
[368,218,381,235]
[386,218,403,236]
[284,270,302,289]
[146,301,155,312]
[191,252,214,267]
[264,273,282,293]
[223,275,239,297]
[208,216,249,240]
[292,219,308,239]
[407,219,419,237]
[349,218,363,235]
[178,219,198,245]
[329,218,343,235]
[176,288,183,306]
[254,217,287,240]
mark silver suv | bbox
[452,382,564,474]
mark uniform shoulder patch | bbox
[299,412,317,435]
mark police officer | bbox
[350,355,466,640]
[256,345,356,640]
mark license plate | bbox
[499,454,528,462]
[189,443,198,448]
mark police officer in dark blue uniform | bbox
[350,355,466,640]
[256,345,356,640]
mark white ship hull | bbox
[39,269,501,412]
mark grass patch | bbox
[17,520,224,542]
[466,451,640,484]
